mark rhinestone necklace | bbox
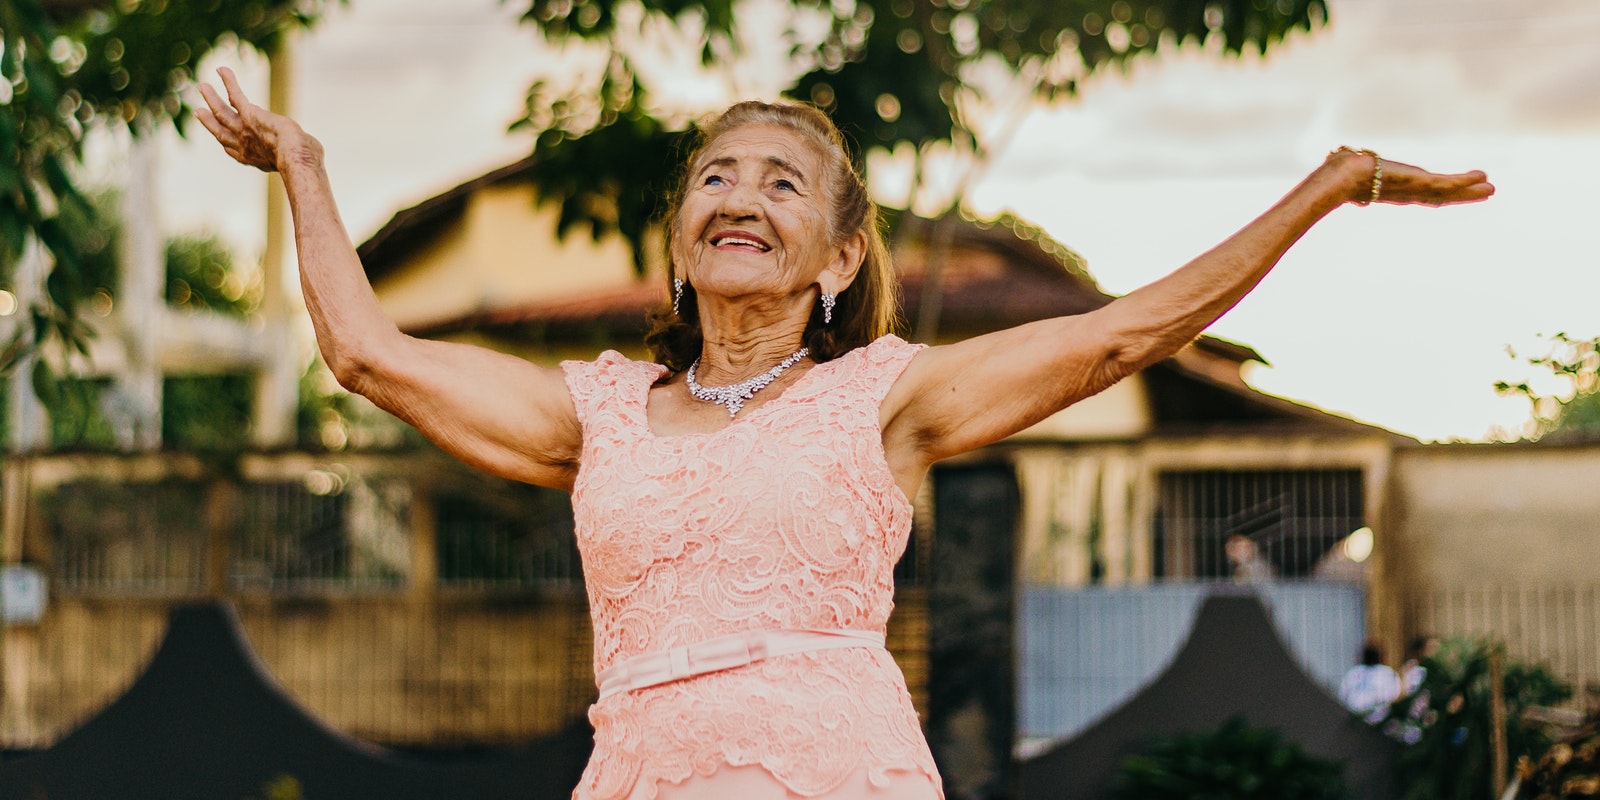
[685,347,809,417]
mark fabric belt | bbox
[595,628,887,701]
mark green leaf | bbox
[30,356,57,406]
[21,55,62,109]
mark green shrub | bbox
[1390,637,1571,800]
[1112,716,1347,800]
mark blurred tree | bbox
[0,187,261,451]
[165,233,260,316]
[159,228,259,453]
[0,0,335,384]
[1495,332,1600,440]
[51,187,260,315]
[509,0,1330,272]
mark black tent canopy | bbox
[0,604,591,800]
[1016,592,1400,799]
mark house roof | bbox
[364,165,1264,361]
[358,159,1391,436]
[358,155,540,284]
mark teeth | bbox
[714,236,769,251]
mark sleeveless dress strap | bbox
[852,335,927,408]
[561,350,666,431]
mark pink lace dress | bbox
[561,335,943,800]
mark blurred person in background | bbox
[1341,641,1402,724]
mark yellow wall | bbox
[1010,376,1152,441]
[373,183,659,332]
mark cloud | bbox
[986,0,1599,188]
[1348,0,1600,130]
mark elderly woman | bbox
[195,67,1491,800]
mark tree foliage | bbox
[1496,332,1600,440]
[0,0,334,381]
[53,187,259,314]
[0,186,261,451]
[510,0,1329,271]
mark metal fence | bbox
[436,486,580,591]
[232,477,409,592]
[0,597,595,750]
[43,469,579,596]
[49,481,210,596]
[1405,583,1600,703]
[1,454,596,750]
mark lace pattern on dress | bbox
[560,336,941,800]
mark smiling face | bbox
[672,123,859,305]
[646,101,894,372]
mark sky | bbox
[130,0,1600,442]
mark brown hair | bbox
[644,101,899,372]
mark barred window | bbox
[1153,469,1365,581]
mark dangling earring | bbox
[672,278,684,316]
[821,292,836,325]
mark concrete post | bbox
[205,480,238,597]
[4,239,49,453]
[409,487,438,602]
[118,116,165,450]
[251,38,304,449]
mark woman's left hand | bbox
[882,146,1497,486]
[1326,148,1495,207]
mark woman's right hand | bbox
[194,67,320,173]
[192,67,582,490]
[1324,147,1494,208]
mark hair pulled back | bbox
[644,100,899,372]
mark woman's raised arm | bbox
[881,148,1493,488]
[195,68,582,489]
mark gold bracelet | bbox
[1332,145,1382,205]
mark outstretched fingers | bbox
[194,67,297,172]
[1427,169,1495,205]
[195,75,245,145]
[1458,176,1496,204]
[217,67,255,117]
[1376,160,1496,207]
[192,104,224,141]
